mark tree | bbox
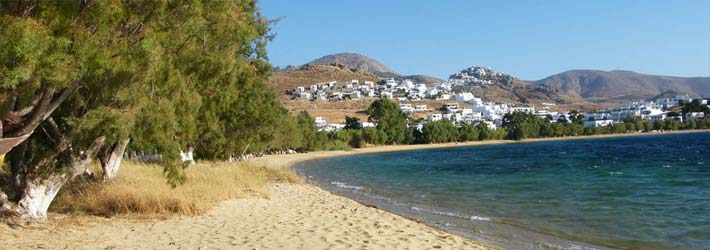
[556,116,569,124]
[502,111,544,140]
[366,99,408,144]
[344,116,362,130]
[642,120,653,132]
[681,99,709,113]
[296,111,319,151]
[568,110,585,125]
[1,0,278,221]
[423,120,457,143]
[0,1,169,221]
[458,124,479,142]
[362,127,387,145]
[476,122,491,140]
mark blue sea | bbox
[294,132,710,250]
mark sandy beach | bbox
[2,130,708,250]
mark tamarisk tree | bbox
[0,1,157,221]
[1,0,276,221]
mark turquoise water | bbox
[295,132,710,250]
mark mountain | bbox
[307,53,397,78]
[535,70,710,105]
[448,66,599,111]
[306,53,443,85]
[403,74,443,85]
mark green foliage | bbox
[344,116,362,130]
[296,111,319,151]
[502,111,545,140]
[568,110,585,124]
[1,1,292,187]
[458,124,480,142]
[422,120,458,143]
[612,123,627,133]
[680,99,709,113]
[367,99,408,144]
[477,122,492,140]
[362,127,388,145]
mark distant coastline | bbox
[271,129,710,164]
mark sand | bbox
[2,130,707,249]
[1,183,489,250]
[1,147,498,250]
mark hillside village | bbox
[284,67,707,132]
[287,66,513,102]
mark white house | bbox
[384,78,397,88]
[468,97,484,107]
[454,92,475,102]
[428,113,443,122]
[686,112,705,122]
[361,122,377,128]
[445,103,460,111]
[511,106,535,113]
[656,94,692,109]
[584,119,614,128]
[344,91,361,100]
[315,116,327,128]
[322,123,345,132]
[436,94,452,100]
[299,92,312,101]
[399,103,414,112]
[415,105,428,112]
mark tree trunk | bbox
[14,175,68,221]
[9,136,105,222]
[100,139,130,181]
[0,187,10,211]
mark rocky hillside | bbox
[269,63,380,102]
[535,70,710,105]
[307,53,397,78]
[307,53,442,85]
[404,74,443,86]
[449,67,599,111]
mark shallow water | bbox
[295,132,710,250]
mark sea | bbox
[294,132,710,250]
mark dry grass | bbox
[51,161,302,218]
[284,99,473,123]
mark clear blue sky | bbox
[259,0,710,80]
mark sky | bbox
[258,0,710,80]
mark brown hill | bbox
[269,63,380,102]
[306,53,443,85]
[450,66,601,111]
[535,70,710,106]
[307,53,397,78]
[403,74,443,86]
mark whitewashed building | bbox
[315,116,327,128]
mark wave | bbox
[330,181,363,190]
[409,206,492,222]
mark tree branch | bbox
[7,80,80,137]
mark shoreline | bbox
[249,129,710,249]
[253,129,710,168]
[2,130,707,249]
